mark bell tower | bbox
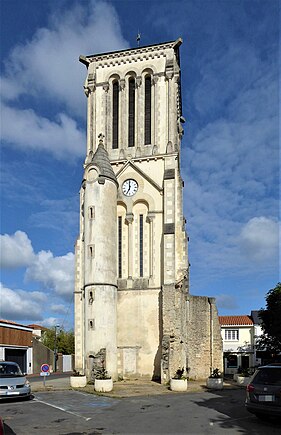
[75,39,192,381]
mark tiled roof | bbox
[219,315,253,326]
[0,319,33,330]
[27,324,48,330]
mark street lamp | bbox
[54,324,60,372]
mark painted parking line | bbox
[33,397,92,421]
[32,390,118,422]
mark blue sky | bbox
[0,0,279,330]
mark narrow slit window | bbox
[118,216,122,278]
[88,206,95,220]
[144,76,151,145]
[128,78,135,147]
[89,290,94,304]
[88,245,95,258]
[139,214,143,277]
[112,81,119,149]
[88,319,95,330]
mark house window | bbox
[128,78,135,147]
[139,214,143,277]
[225,330,239,341]
[118,216,122,278]
[112,81,119,149]
[144,75,151,145]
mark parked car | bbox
[245,363,281,419]
[0,361,31,400]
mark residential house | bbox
[219,315,255,374]
[0,319,33,374]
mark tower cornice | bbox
[79,38,182,66]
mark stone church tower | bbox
[74,39,222,381]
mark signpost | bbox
[40,364,50,387]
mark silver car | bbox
[0,361,31,399]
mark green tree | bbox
[257,283,281,354]
[42,327,74,355]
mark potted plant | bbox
[70,370,87,388]
[206,368,223,390]
[170,367,189,392]
[237,368,251,386]
[94,368,113,392]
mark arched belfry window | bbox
[128,78,135,147]
[144,75,152,145]
[112,81,119,149]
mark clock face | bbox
[122,179,138,196]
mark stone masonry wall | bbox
[161,283,188,383]
[186,295,223,379]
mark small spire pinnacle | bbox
[136,31,141,47]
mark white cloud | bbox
[1,104,85,160]
[181,37,279,293]
[0,231,35,268]
[40,317,61,328]
[1,0,127,113]
[1,1,128,160]
[0,283,44,321]
[25,250,74,297]
[50,304,68,314]
[239,217,279,262]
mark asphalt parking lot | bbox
[1,388,281,435]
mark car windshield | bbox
[0,363,23,377]
[253,368,281,386]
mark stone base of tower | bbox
[116,286,162,380]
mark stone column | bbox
[136,76,142,147]
[103,82,109,148]
[84,73,95,154]
[152,75,158,147]
[120,79,125,149]
[125,212,134,278]
[146,213,155,278]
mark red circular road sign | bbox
[41,364,50,373]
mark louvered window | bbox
[144,76,151,145]
[128,78,135,147]
[112,81,119,149]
